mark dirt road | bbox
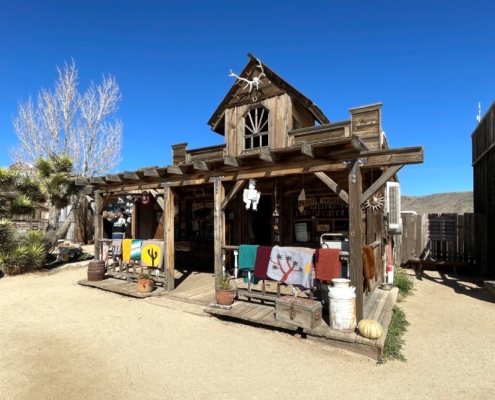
[0,266,494,399]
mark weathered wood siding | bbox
[172,143,187,165]
[472,101,495,277]
[187,144,226,162]
[350,103,382,150]
[289,121,350,147]
[291,98,315,130]
[225,94,291,157]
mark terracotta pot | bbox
[215,289,235,306]
[137,278,154,293]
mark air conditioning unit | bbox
[386,182,401,230]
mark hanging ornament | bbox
[363,192,385,215]
[298,176,306,213]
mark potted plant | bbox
[137,272,154,293]
[215,272,235,306]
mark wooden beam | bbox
[82,186,94,195]
[143,168,162,178]
[193,160,209,171]
[149,189,164,210]
[361,146,423,167]
[94,192,102,261]
[105,174,122,182]
[213,179,225,283]
[163,185,175,291]
[89,177,105,184]
[221,180,246,211]
[167,165,186,175]
[314,172,349,204]
[224,155,242,168]
[348,162,363,322]
[123,171,140,180]
[98,193,112,214]
[75,177,90,186]
[360,165,403,207]
[301,142,315,158]
[259,148,275,163]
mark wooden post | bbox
[348,161,364,322]
[94,191,102,261]
[163,184,175,291]
[213,178,225,283]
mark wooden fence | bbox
[11,219,49,232]
[395,213,475,270]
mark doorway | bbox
[249,195,272,246]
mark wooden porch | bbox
[205,286,398,361]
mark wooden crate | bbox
[275,296,323,329]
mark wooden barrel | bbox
[87,260,106,281]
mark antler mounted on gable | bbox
[229,58,265,93]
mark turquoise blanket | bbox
[130,239,144,261]
[239,244,259,284]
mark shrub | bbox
[0,228,46,276]
[394,267,414,297]
[382,305,410,362]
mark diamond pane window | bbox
[244,107,269,150]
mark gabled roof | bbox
[208,53,330,135]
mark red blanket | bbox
[315,248,341,282]
[254,246,273,280]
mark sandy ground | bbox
[1,264,494,400]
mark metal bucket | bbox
[329,279,356,332]
[87,260,106,281]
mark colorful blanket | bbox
[266,246,314,289]
[130,240,144,261]
[141,240,164,269]
[239,244,259,284]
[122,239,132,264]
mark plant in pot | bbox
[215,272,235,306]
[137,272,154,293]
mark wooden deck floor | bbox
[78,270,216,304]
[78,278,166,298]
[205,287,399,360]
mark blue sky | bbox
[1,0,494,195]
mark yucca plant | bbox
[0,226,46,276]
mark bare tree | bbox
[11,60,123,177]
[11,60,123,243]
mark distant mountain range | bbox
[401,191,473,216]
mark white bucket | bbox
[328,279,356,332]
[387,265,394,284]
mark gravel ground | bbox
[0,266,494,400]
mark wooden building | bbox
[472,100,495,278]
[78,54,423,321]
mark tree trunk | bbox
[45,194,84,248]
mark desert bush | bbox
[394,267,414,297]
[0,228,46,276]
[382,306,410,362]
